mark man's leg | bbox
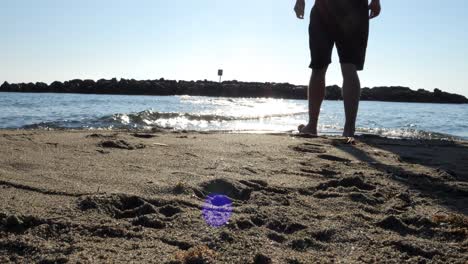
[341,63,361,137]
[299,66,328,135]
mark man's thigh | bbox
[335,28,369,71]
[334,2,369,70]
[309,5,334,70]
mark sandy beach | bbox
[0,130,467,263]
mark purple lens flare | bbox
[202,194,233,227]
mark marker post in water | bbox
[218,69,223,83]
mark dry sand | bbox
[0,130,467,263]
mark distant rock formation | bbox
[1,79,467,104]
[360,86,468,104]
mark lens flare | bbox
[202,194,233,227]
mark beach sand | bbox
[0,130,467,263]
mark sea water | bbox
[0,92,467,140]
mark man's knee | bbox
[311,67,328,79]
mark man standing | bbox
[294,0,381,137]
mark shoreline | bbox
[0,127,466,141]
[1,130,467,263]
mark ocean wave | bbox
[17,110,463,141]
[102,110,309,124]
[19,110,308,130]
[355,127,459,140]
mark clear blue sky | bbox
[1,0,467,96]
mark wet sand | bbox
[0,130,467,263]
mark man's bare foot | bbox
[298,124,318,135]
[345,137,356,145]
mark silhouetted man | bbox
[294,0,381,138]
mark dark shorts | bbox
[309,0,369,71]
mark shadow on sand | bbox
[334,135,468,215]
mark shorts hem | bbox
[309,62,364,71]
[309,62,331,70]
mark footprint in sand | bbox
[299,167,338,178]
[267,231,287,243]
[317,154,351,163]
[78,194,183,229]
[316,176,376,191]
[290,144,327,154]
[131,133,158,139]
[239,179,290,195]
[235,219,255,230]
[86,133,117,139]
[388,240,441,260]
[98,140,145,150]
[195,178,253,201]
[132,215,166,229]
[266,219,307,235]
